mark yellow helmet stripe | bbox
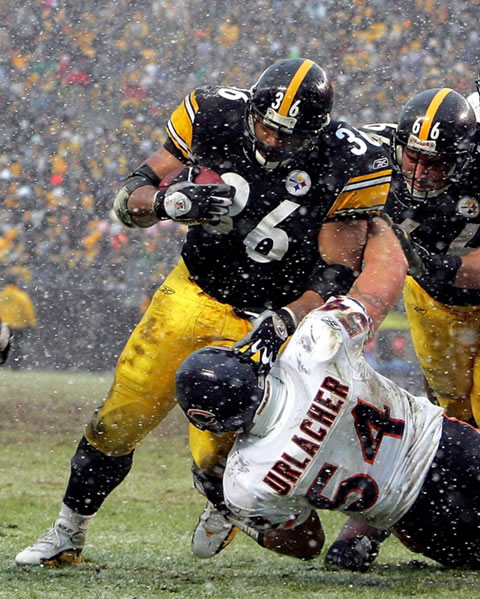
[418,88,453,140]
[278,59,314,117]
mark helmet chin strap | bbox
[397,144,457,202]
[254,148,283,169]
[406,179,450,201]
[244,108,295,169]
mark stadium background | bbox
[1,1,478,385]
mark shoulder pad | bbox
[167,86,250,161]
[360,123,397,148]
[323,122,392,219]
[194,85,250,108]
[324,120,391,156]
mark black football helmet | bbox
[392,88,477,202]
[244,58,334,169]
[175,346,264,434]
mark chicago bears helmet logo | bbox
[187,408,218,428]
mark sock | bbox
[58,503,96,533]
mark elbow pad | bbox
[307,262,357,301]
[113,164,161,228]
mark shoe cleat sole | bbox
[41,550,83,568]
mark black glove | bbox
[0,322,11,365]
[383,213,461,282]
[411,243,462,283]
[192,463,229,515]
[324,535,382,573]
[154,166,234,225]
[233,308,296,373]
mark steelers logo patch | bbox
[456,197,480,218]
[285,170,311,196]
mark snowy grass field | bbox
[1,370,479,599]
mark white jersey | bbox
[224,297,444,530]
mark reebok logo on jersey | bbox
[285,170,311,196]
[372,157,389,169]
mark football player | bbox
[16,58,406,567]
[369,88,480,425]
[175,296,480,570]
[325,87,480,572]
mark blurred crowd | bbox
[1,0,479,306]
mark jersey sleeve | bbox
[360,122,397,147]
[326,168,392,219]
[325,123,393,219]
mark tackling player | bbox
[175,296,480,570]
[16,58,406,567]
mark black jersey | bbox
[163,86,391,309]
[362,123,480,307]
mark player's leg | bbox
[187,311,253,559]
[191,467,324,562]
[15,260,240,566]
[392,416,480,567]
[404,276,476,422]
[189,427,239,558]
[468,325,480,427]
[14,439,130,567]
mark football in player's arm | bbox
[176,296,480,570]
[16,58,406,567]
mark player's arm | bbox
[194,464,324,560]
[284,218,368,323]
[113,87,235,229]
[259,510,324,560]
[297,216,407,331]
[454,248,480,288]
[288,148,393,325]
[348,217,407,331]
[234,218,387,369]
[225,509,324,561]
[385,214,480,290]
[113,147,233,228]
[121,147,186,228]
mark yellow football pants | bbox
[85,259,249,470]
[404,276,480,424]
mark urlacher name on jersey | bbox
[263,375,348,495]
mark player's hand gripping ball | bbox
[155,165,234,225]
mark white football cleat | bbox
[192,502,238,558]
[15,519,85,567]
